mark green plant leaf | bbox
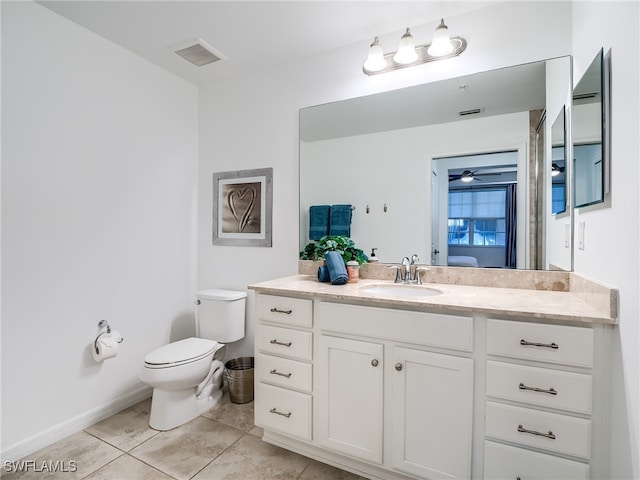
[299,235,368,264]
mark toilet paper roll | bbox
[111,330,123,343]
[93,336,119,362]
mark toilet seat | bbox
[144,338,220,369]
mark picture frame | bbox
[212,167,273,247]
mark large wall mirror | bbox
[300,56,573,270]
[573,48,611,208]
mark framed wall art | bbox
[212,167,273,247]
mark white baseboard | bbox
[1,385,152,463]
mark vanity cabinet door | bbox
[392,347,474,479]
[317,335,383,464]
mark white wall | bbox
[198,1,639,477]
[571,2,640,478]
[1,2,199,459]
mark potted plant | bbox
[299,235,368,264]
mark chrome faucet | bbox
[394,254,423,284]
[402,256,411,281]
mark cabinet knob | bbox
[371,359,379,367]
[395,362,403,371]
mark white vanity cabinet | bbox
[251,283,613,480]
[254,294,314,441]
[391,346,474,479]
[484,318,604,479]
[316,301,474,479]
[317,335,384,464]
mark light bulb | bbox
[363,37,386,72]
[427,19,454,57]
[461,171,474,182]
[393,28,417,64]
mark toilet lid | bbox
[144,338,219,366]
[196,288,247,301]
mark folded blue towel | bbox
[325,251,348,285]
[329,204,352,237]
[317,265,330,282]
[309,205,330,240]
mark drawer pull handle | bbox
[519,382,558,395]
[371,359,379,367]
[517,424,556,440]
[270,308,293,315]
[270,339,292,347]
[520,339,559,349]
[269,369,292,378]
[269,408,291,418]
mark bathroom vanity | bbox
[249,265,617,480]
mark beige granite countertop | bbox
[249,274,618,325]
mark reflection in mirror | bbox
[439,152,518,269]
[551,106,567,215]
[300,57,572,270]
[573,48,610,208]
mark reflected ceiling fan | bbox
[448,169,501,183]
[551,163,566,177]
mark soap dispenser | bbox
[369,248,379,263]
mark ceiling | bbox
[38,1,497,86]
[300,60,547,141]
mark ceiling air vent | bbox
[459,108,483,117]
[573,92,599,100]
[173,39,226,67]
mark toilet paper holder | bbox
[94,319,123,355]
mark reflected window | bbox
[551,183,566,215]
[448,188,507,247]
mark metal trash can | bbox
[224,357,254,404]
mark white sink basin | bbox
[359,284,442,298]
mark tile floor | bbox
[2,392,366,480]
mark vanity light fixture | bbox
[551,163,562,177]
[363,18,466,76]
[393,28,418,64]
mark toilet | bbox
[140,288,247,430]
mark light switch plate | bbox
[577,221,585,250]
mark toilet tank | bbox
[196,289,247,343]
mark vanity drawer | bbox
[255,382,311,441]
[317,302,473,352]
[256,353,312,393]
[487,360,593,414]
[484,441,590,479]
[487,319,594,367]
[485,401,591,459]
[256,294,312,327]
[256,324,313,361]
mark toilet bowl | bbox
[140,288,247,430]
[140,337,226,430]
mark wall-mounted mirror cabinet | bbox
[300,56,573,270]
[573,48,611,208]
